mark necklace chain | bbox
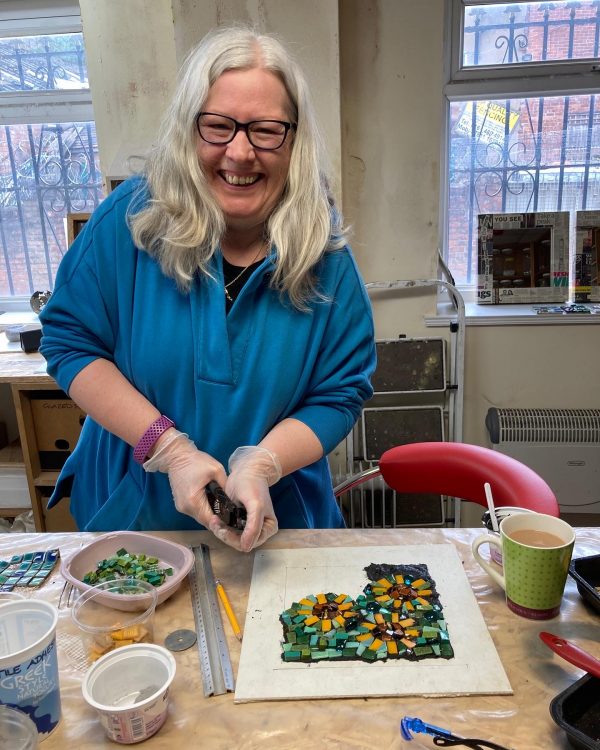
[224,242,266,302]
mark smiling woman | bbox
[38,25,376,549]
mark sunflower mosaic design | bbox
[279,563,454,663]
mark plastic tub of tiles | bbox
[71,579,158,664]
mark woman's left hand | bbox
[216,446,281,552]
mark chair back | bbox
[379,441,559,516]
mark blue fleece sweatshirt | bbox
[39,178,375,531]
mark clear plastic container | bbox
[71,579,158,664]
[0,705,39,749]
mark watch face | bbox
[30,290,52,313]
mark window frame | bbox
[441,0,600,312]
[0,0,96,311]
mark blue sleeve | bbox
[39,185,132,394]
[292,250,376,454]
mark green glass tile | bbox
[326,649,342,658]
[356,644,366,656]
[15,577,32,586]
[282,642,293,652]
[283,650,301,661]
[293,615,306,624]
[432,644,441,656]
[440,644,454,658]
[304,626,317,634]
[286,632,296,644]
[362,649,377,661]
[414,645,434,657]
[311,651,329,660]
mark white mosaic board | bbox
[234,544,512,702]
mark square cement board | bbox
[235,544,512,702]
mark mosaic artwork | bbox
[279,563,454,663]
[0,549,60,590]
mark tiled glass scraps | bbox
[279,563,454,664]
[0,549,60,590]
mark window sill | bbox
[427,301,600,327]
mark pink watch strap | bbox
[133,415,175,464]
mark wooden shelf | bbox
[34,472,61,487]
[0,438,24,468]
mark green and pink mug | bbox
[472,512,575,620]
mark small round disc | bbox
[165,628,197,652]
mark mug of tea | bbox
[472,512,575,620]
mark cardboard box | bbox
[477,212,570,304]
[30,397,86,470]
[573,211,600,303]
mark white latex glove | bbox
[223,446,282,553]
[143,429,228,535]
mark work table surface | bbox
[3,527,599,750]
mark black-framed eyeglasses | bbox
[196,112,296,150]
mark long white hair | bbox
[129,24,347,308]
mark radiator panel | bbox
[487,408,600,515]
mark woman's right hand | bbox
[143,430,228,532]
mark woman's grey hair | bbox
[129,24,347,308]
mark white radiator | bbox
[486,408,600,514]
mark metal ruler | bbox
[188,544,235,696]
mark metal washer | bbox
[165,628,197,652]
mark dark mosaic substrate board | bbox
[280,562,454,663]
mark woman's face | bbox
[197,67,294,235]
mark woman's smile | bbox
[197,68,293,233]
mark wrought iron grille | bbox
[0,32,103,297]
[448,3,600,286]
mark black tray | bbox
[569,554,600,615]
[550,674,600,750]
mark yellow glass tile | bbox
[411,578,426,589]
[338,603,354,611]
[405,628,419,637]
[394,574,404,584]
[393,600,403,609]
[374,613,385,624]
[399,618,415,627]
[418,589,432,596]
[304,616,319,626]
[376,578,390,587]
[417,597,429,605]
[361,621,377,630]
[334,594,348,603]
[334,616,345,627]
[298,609,313,615]
[321,619,332,632]
[343,610,356,618]
[369,638,383,651]
[376,595,389,602]
[316,593,327,604]
[387,640,398,655]
[371,587,387,595]
[391,613,399,623]
[299,598,315,607]
[356,632,373,642]
[404,601,415,611]
[401,638,416,649]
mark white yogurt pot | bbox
[481,506,536,566]
[82,643,176,744]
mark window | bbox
[0,2,104,306]
[444,0,600,294]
